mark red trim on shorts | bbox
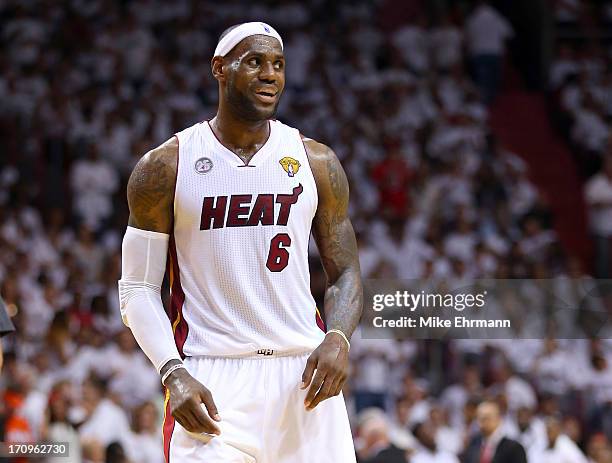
[162,388,175,463]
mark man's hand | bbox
[301,332,349,411]
[165,367,221,435]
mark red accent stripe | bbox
[166,134,188,357]
[303,134,324,333]
[162,388,175,463]
[168,234,188,358]
[315,310,326,333]
[162,137,179,463]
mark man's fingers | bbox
[304,368,326,408]
[331,373,346,397]
[173,409,199,432]
[200,389,221,422]
[301,354,317,389]
[307,376,335,410]
[188,400,221,435]
[173,399,221,435]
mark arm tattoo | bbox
[307,142,363,338]
[127,138,177,233]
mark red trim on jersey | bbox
[165,133,188,357]
[302,135,325,333]
[315,307,326,332]
[167,234,188,358]
[162,388,175,463]
[171,134,179,211]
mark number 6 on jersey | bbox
[266,233,291,272]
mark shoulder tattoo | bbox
[127,137,178,233]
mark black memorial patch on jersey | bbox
[200,184,303,230]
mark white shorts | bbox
[163,353,356,463]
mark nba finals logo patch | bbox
[279,157,300,177]
[195,157,213,174]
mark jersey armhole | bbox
[171,134,180,229]
[298,132,319,229]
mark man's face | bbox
[416,422,436,450]
[477,403,501,437]
[219,35,285,121]
[516,407,532,429]
[546,418,561,444]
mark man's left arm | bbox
[301,138,363,410]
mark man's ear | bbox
[211,57,225,81]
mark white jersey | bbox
[168,119,325,358]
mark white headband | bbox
[214,22,283,57]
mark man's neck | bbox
[210,107,270,162]
[484,425,504,445]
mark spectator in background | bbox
[531,338,575,396]
[430,404,463,455]
[69,144,119,231]
[514,406,547,459]
[389,396,418,451]
[81,438,105,463]
[2,383,34,446]
[585,154,612,277]
[391,14,430,75]
[493,361,537,414]
[463,400,527,463]
[572,95,609,155]
[105,329,159,410]
[42,381,82,463]
[587,433,612,463]
[550,44,579,89]
[77,375,133,460]
[465,0,514,104]
[430,14,463,71]
[0,296,15,372]
[356,408,408,463]
[71,225,105,283]
[584,344,612,441]
[105,442,129,463]
[410,420,459,463]
[440,365,483,428]
[15,364,47,442]
[371,145,413,219]
[534,415,588,463]
[125,401,164,463]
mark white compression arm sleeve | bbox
[118,226,182,373]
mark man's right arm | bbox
[127,137,177,233]
[124,137,221,434]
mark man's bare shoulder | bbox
[300,135,348,209]
[127,137,178,233]
[301,135,335,166]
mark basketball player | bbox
[118,22,363,462]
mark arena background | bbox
[1,0,612,461]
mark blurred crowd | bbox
[549,1,612,280]
[0,0,611,462]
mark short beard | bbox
[226,77,279,122]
